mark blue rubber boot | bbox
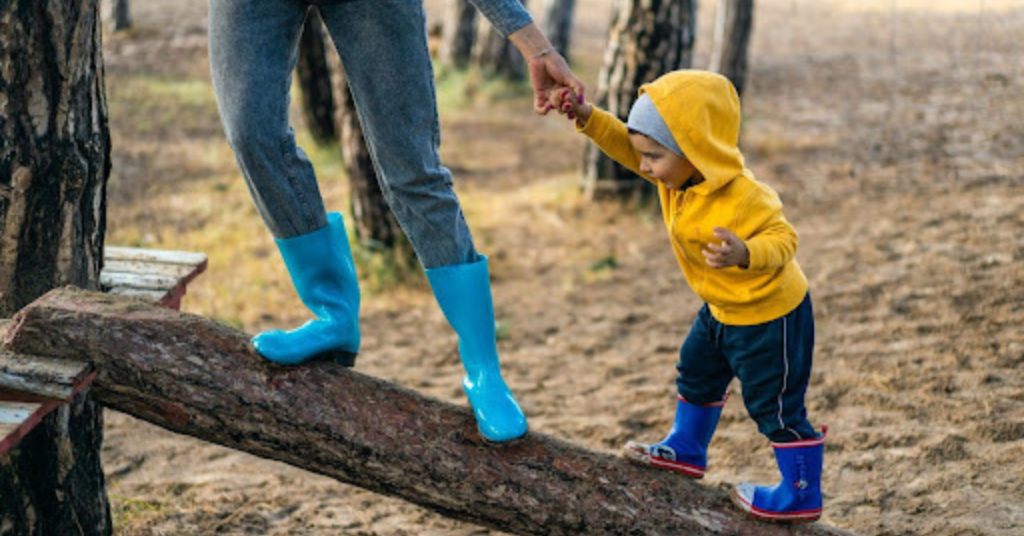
[425,256,527,442]
[732,427,826,523]
[253,212,360,366]
[623,395,725,478]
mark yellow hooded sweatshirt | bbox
[579,70,808,325]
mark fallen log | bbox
[3,287,857,536]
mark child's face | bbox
[629,133,697,190]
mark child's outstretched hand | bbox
[703,228,750,269]
[544,86,593,126]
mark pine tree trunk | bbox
[582,0,697,200]
[0,0,112,534]
[106,0,131,32]
[709,0,754,97]
[439,0,478,70]
[472,0,528,80]
[296,9,337,144]
[543,0,576,62]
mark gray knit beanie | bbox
[626,92,685,158]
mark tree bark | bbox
[0,390,109,536]
[472,0,528,80]
[708,0,754,97]
[0,1,112,534]
[582,0,697,200]
[5,288,858,536]
[106,0,131,32]
[543,0,576,62]
[296,9,338,145]
[440,0,478,70]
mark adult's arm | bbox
[468,0,533,37]
[469,0,586,114]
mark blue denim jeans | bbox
[676,294,817,443]
[209,0,528,268]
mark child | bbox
[549,70,826,523]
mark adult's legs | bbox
[209,0,326,238]
[318,0,526,441]
[210,1,361,364]
[318,0,477,269]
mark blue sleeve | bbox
[468,0,533,37]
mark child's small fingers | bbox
[705,242,728,253]
[713,227,736,242]
[549,87,570,105]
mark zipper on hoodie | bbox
[669,188,707,293]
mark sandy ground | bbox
[98,0,1024,535]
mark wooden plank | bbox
[0,400,61,457]
[106,287,170,304]
[103,259,200,280]
[101,271,181,291]
[0,246,208,454]
[0,348,97,456]
[0,348,93,401]
[0,402,39,425]
[101,247,208,310]
[104,246,207,266]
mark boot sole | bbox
[479,427,529,445]
[622,442,705,478]
[329,351,357,368]
[729,487,821,523]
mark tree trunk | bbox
[708,0,754,97]
[440,0,478,70]
[472,0,528,80]
[543,0,576,62]
[296,8,337,145]
[582,0,697,200]
[106,0,131,32]
[6,288,858,536]
[0,1,112,534]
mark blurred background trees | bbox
[581,0,698,200]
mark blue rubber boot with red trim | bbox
[622,395,725,478]
[731,427,827,523]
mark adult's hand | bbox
[508,22,586,115]
[528,52,585,115]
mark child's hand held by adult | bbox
[545,87,592,125]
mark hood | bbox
[639,70,748,195]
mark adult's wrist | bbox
[508,22,554,60]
